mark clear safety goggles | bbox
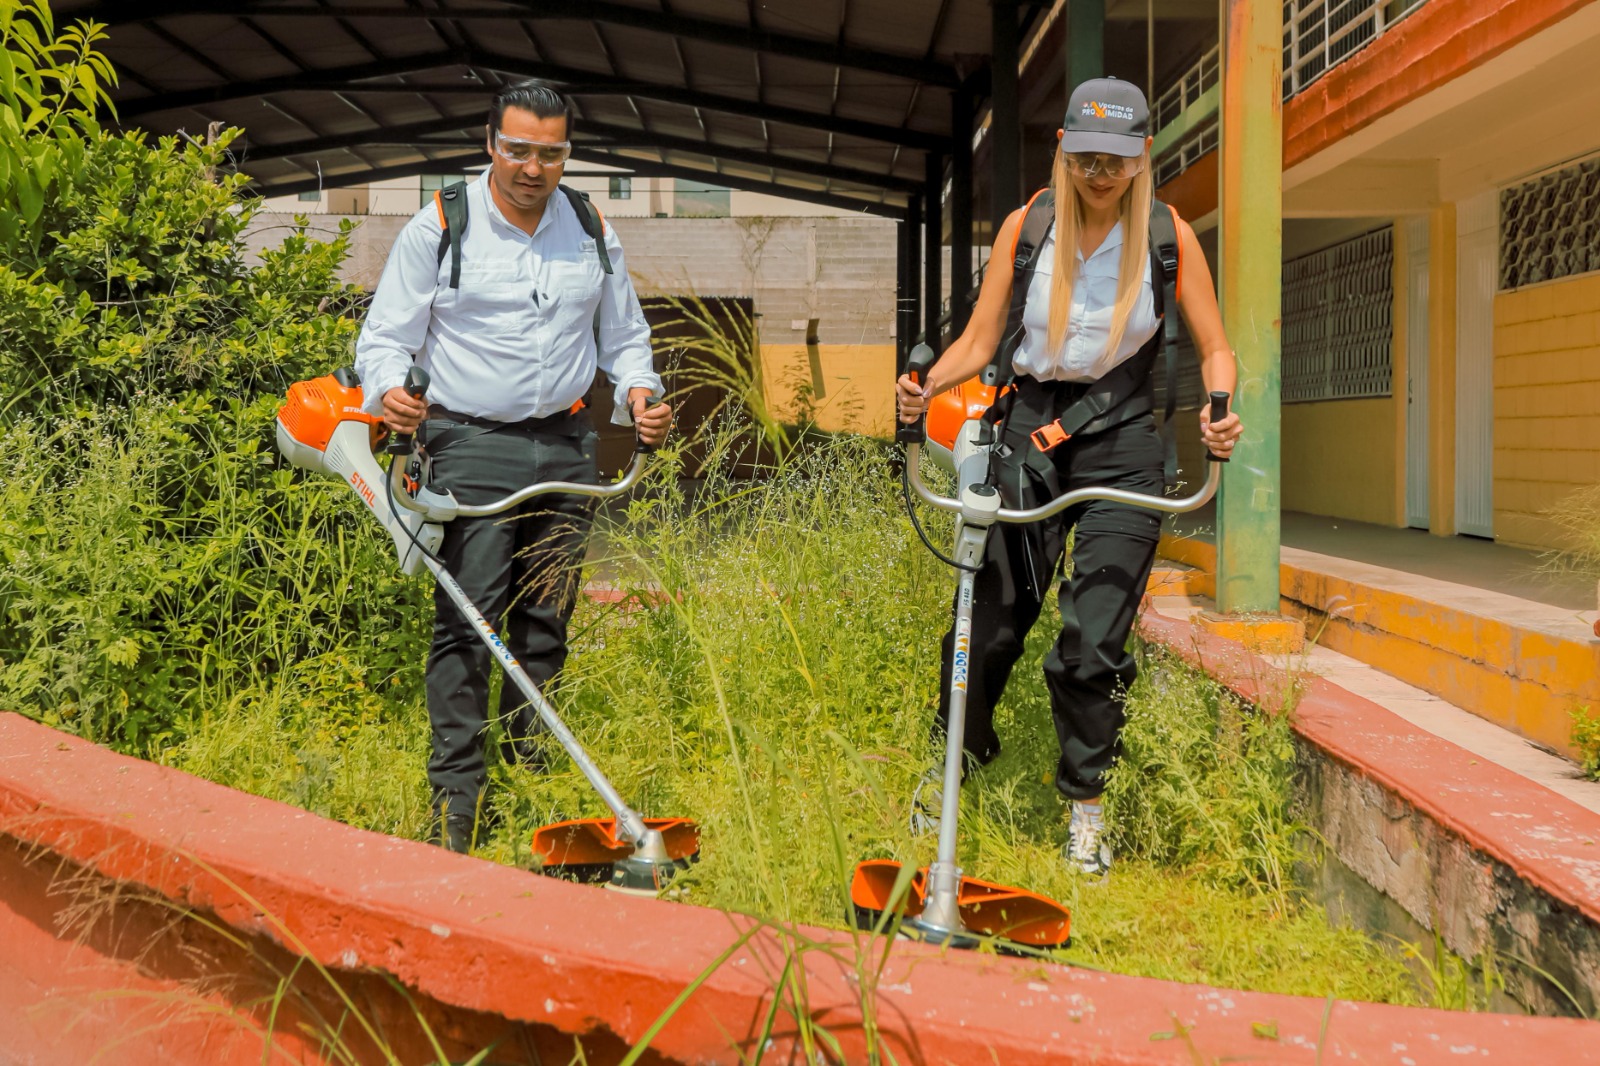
[1064,152,1145,180]
[493,133,572,167]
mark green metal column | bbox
[990,0,1022,225]
[1215,0,1284,614]
[1067,0,1104,89]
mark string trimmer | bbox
[276,366,698,893]
[850,344,1230,950]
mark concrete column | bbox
[990,0,1022,227]
[896,215,912,367]
[1215,0,1284,616]
[1067,0,1104,90]
[906,193,924,350]
[950,87,975,338]
[1428,202,1459,536]
[924,152,944,348]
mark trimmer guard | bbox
[532,817,700,882]
[849,859,1071,948]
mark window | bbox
[1281,227,1394,403]
[1500,155,1600,290]
[420,173,457,209]
[298,190,321,202]
[673,179,730,218]
[609,176,632,200]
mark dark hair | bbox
[488,79,571,138]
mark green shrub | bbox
[1573,706,1600,781]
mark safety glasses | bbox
[493,133,572,167]
[1064,152,1145,180]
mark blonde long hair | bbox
[1045,149,1155,361]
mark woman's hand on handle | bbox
[1199,401,1242,459]
[896,372,930,424]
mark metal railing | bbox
[1282,0,1429,99]
[1153,45,1219,134]
[1151,0,1430,185]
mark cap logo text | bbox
[1082,100,1135,121]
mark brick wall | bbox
[1492,272,1600,550]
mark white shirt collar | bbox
[476,174,564,239]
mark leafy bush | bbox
[0,0,422,754]
[1573,706,1600,781]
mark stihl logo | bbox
[350,471,376,507]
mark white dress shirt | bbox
[1011,221,1160,383]
[355,176,661,425]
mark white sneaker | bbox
[1063,804,1112,878]
[909,768,943,836]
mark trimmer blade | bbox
[848,859,1070,950]
[531,817,699,884]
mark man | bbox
[355,80,672,852]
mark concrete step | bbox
[1156,534,1600,761]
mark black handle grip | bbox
[1206,390,1231,463]
[897,343,939,446]
[634,394,666,454]
[385,366,431,456]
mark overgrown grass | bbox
[146,416,1441,1005]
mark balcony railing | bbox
[1283,0,1428,98]
[1151,0,1431,186]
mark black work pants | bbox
[419,411,598,821]
[937,380,1163,801]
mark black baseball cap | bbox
[1062,77,1149,157]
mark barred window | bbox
[1500,157,1600,290]
[1281,227,1393,403]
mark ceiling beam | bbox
[248,147,906,218]
[241,112,922,192]
[115,48,949,150]
[94,0,959,87]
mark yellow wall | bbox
[1492,272,1600,551]
[759,343,896,437]
[1281,398,1402,524]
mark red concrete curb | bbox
[3,712,1599,1063]
[1136,609,1600,927]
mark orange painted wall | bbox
[759,343,896,437]
[1493,272,1600,550]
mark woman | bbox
[896,77,1242,877]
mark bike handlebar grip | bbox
[385,366,431,456]
[634,394,666,453]
[1206,391,1231,463]
[897,343,938,446]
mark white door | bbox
[1405,216,1430,529]
[1454,191,1496,538]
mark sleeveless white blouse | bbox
[1010,221,1161,383]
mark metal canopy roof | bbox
[64,0,1012,219]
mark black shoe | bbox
[428,810,477,854]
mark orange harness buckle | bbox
[568,398,586,415]
[1030,421,1072,453]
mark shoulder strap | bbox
[433,180,470,290]
[559,184,614,275]
[1148,198,1182,484]
[981,186,1055,388]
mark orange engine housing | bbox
[277,374,386,456]
[926,378,997,451]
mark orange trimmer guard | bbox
[850,859,1071,949]
[531,817,700,882]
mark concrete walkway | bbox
[1149,590,1600,817]
[1168,507,1597,613]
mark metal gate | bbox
[1455,191,1497,539]
[1282,227,1394,404]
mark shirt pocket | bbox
[547,251,603,307]
[435,261,529,333]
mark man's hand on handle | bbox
[383,386,428,434]
[630,387,673,447]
